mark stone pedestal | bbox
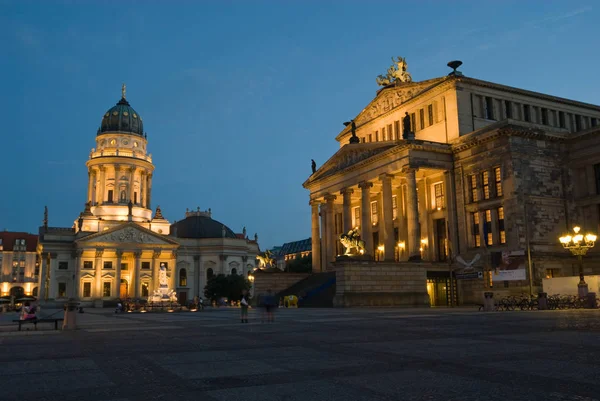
[333,260,429,307]
[62,300,78,330]
[483,292,494,312]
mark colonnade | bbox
[87,164,153,208]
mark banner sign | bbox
[492,250,527,281]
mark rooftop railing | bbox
[89,149,152,162]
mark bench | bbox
[13,318,63,331]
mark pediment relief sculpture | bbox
[87,226,169,245]
[315,147,392,180]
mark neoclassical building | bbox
[304,59,600,304]
[0,232,39,299]
[38,87,259,305]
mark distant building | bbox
[274,238,312,271]
[0,232,39,299]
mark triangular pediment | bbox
[75,222,179,246]
[305,143,396,186]
[352,77,448,127]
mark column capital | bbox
[129,165,137,173]
[171,250,178,259]
[401,166,418,175]
[94,249,104,258]
[358,181,373,190]
[98,165,106,172]
[309,198,322,206]
[116,249,124,258]
[340,187,354,196]
[378,173,394,181]
[242,256,248,262]
[152,249,161,259]
[133,250,143,258]
[71,250,83,259]
[324,194,337,202]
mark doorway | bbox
[178,291,187,306]
[434,218,447,262]
[120,279,128,299]
[426,272,457,306]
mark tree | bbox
[204,274,251,302]
[286,255,312,273]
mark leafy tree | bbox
[204,274,251,302]
[286,255,312,273]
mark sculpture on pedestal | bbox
[376,56,413,87]
[339,228,366,256]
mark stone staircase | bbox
[277,272,336,308]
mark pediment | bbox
[101,272,115,279]
[354,78,447,126]
[306,143,396,185]
[81,272,94,279]
[76,223,179,246]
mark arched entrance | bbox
[10,286,24,300]
[120,279,128,299]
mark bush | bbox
[204,274,251,302]
[285,255,312,273]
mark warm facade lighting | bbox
[558,225,596,299]
[397,241,405,249]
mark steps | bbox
[277,272,336,308]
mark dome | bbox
[98,95,144,136]
[170,215,237,239]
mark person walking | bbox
[240,290,249,323]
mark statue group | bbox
[376,56,413,87]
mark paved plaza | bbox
[0,307,599,401]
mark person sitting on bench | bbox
[20,302,37,320]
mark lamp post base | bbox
[577,280,589,299]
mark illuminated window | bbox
[83,261,93,269]
[179,268,187,286]
[371,201,378,226]
[103,261,113,270]
[382,127,386,141]
[142,282,149,297]
[375,131,379,141]
[498,207,505,244]
[482,171,490,200]
[485,210,492,245]
[387,124,393,140]
[472,212,480,247]
[83,282,91,297]
[469,175,478,202]
[19,260,25,268]
[434,183,444,210]
[58,282,67,298]
[494,167,502,197]
[428,104,434,126]
[103,282,111,297]
[545,269,559,278]
[392,196,398,220]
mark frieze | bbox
[94,227,167,244]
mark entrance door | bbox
[435,218,447,262]
[119,280,128,299]
[178,291,187,306]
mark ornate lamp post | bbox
[559,226,596,298]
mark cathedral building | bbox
[38,87,259,305]
[304,59,600,305]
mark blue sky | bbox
[1,1,599,249]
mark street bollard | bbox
[537,292,548,310]
[483,292,494,312]
[62,298,79,330]
[586,292,597,309]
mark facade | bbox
[0,232,39,299]
[274,238,312,271]
[304,59,600,304]
[38,88,259,304]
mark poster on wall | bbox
[492,250,527,281]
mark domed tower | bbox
[78,85,168,233]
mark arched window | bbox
[231,268,237,275]
[179,268,187,287]
[207,268,214,280]
[32,287,38,297]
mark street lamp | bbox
[559,226,596,298]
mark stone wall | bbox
[251,272,310,304]
[333,261,428,307]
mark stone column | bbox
[444,170,459,257]
[380,174,395,261]
[115,249,123,299]
[152,250,161,291]
[48,254,58,298]
[129,166,136,203]
[38,253,48,302]
[73,250,83,299]
[193,255,200,297]
[87,170,94,203]
[340,188,354,233]
[310,200,322,273]
[359,181,373,256]
[171,251,178,291]
[147,174,153,209]
[324,194,337,265]
[134,251,142,298]
[319,204,328,271]
[405,168,421,260]
[97,166,106,204]
[140,171,146,208]
[95,249,104,298]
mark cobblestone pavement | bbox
[0,307,599,401]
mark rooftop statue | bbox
[376,56,413,87]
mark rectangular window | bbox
[428,104,434,126]
[19,260,25,268]
[141,282,149,297]
[472,212,480,247]
[434,183,444,210]
[419,109,425,130]
[485,97,495,120]
[58,282,67,298]
[482,171,490,200]
[485,210,492,245]
[83,282,91,297]
[410,113,416,132]
[375,131,379,141]
[394,121,400,140]
[559,111,566,128]
[103,282,111,297]
[392,196,398,220]
[58,261,68,270]
[141,261,150,270]
[103,261,113,270]
[388,124,393,140]
[361,137,365,143]
[371,201,378,226]
[107,190,114,203]
[83,261,93,269]
[353,206,361,228]
[498,207,506,244]
[382,127,386,141]
[469,175,478,202]
[494,167,503,197]
[505,100,512,119]
[523,105,531,122]
[368,134,372,142]
[591,118,598,127]
[34,264,39,276]
[541,108,549,125]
